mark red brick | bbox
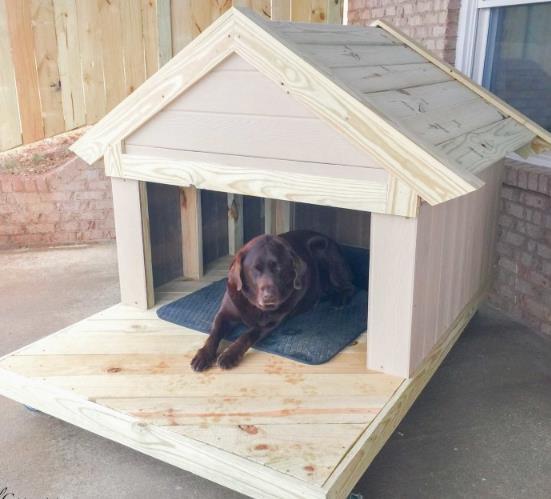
[501,186,518,201]
[526,270,551,289]
[0,176,14,192]
[87,180,110,191]
[521,296,551,322]
[12,177,25,192]
[517,169,528,189]
[521,191,548,210]
[26,223,56,234]
[527,171,539,191]
[0,225,23,236]
[537,243,551,260]
[538,174,549,195]
[505,167,518,186]
[35,177,49,192]
[505,201,532,221]
[503,230,525,247]
[498,256,518,273]
[74,191,105,200]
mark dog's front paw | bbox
[217,347,243,370]
[191,348,216,372]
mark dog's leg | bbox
[325,243,355,306]
[191,311,231,372]
[217,327,263,370]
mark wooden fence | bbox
[0,0,343,152]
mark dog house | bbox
[1,7,550,498]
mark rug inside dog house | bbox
[1,7,550,499]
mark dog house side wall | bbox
[368,160,504,378]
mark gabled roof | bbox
[71,7,551,206]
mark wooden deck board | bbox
[0,257,403,492]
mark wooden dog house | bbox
[1,7,550,498]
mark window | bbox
[456,0,551,165]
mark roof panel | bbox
[332,63,452,93]
[265,13,544,182]
[297,43,426,68]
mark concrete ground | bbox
[0,243,550,499]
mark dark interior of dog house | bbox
[146,184,371,292]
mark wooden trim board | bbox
[111,177,154,309]
[227,193,244,255]
[113,151,393,215]
[181,186,203,279]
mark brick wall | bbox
[489,160,551,336]
[348,0,460,63]
[0,157,115,249]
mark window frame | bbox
[456,0,551,167]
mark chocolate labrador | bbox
[191,230,355,371]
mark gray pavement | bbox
[0,243,550,499]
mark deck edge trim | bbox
[322,279,490,498]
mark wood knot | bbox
[304,465,315,474]
[107,367,122,373]
[228,199,239,221]
[238,424,259,435]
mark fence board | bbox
[121,0,147,94]
[271,0,291,20]
[99,0,126,112]
[53,0,85,130]
[31,0,65,137]
[76,0,106,124]
[170,0,192,54]
[6,0,44,143]
[0,0,22,150]
[142,0,160,75]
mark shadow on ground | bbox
[0,243,550,498]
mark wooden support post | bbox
[264,199,291,235]
[275,200,291,234]
[111,177,154,310]
[227,193,244,255]
[367,213,418,377]
[181,186,203,279]
[264,199,274,235]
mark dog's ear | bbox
[228,250,245,291]
[307,234,328,255]
[291,251,307,290]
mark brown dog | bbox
[191,230,354,371]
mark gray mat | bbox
[157,278,367,364]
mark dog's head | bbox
[228,235,307,311]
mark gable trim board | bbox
[71,7,546,208]
[105,144,404,216]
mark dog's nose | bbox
[260,285,277,302]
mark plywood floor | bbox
[0,257,404,489]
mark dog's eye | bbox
[254,264,263,272]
